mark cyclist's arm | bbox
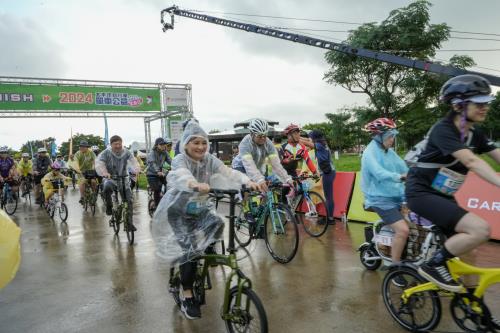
[241,154,265,184]
[216,164,250,186]
[487,148,500,165]
[301,148,318,174]
[146,152,161,174]
[127,153,141,174]
[167,167,198,192]
[95,154,109,177]
[268,154,292,183]
[453,149,500,187]
[363,147,402,183]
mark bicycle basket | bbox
[404,222,431,261]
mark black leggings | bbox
[180,261,198,290]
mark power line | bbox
[189,9,500,39]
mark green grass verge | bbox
[334,153,499,172]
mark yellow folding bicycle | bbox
[382,258,500,332]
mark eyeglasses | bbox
[473,102,491,108]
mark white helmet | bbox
[0,146,8,153]
[37,147,47,153]
[22,153,30,158]
[91,145,99,152]
[248,118,269,135]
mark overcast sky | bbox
[1,0,500,150]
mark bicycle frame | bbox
[402,258,500,303]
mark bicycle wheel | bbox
[225,286,268,333]
[59,203,68,222]
[48,203,55,218]
[382,266,442,332]
[359,244,382,271]
[112,207,121,235]
[296,191,328,237]
[264,203,299,264]
[90,192,97,216]
[148,199,156,218]
[234,204,253,248]
[123,205,134,245]
[450,289,500,333]
[4,193,18,216]
[169,268,182,307]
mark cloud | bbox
[0,13,68,77]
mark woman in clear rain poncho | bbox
[152,119,258,319]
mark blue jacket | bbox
[314,142,335,174]
[361,140,408,208]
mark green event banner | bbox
[0,83,161,112]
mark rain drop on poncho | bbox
[152,120,250,265]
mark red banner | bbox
[455,172,500,240]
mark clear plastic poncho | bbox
[152,120,249,265]
[95,148,140,177]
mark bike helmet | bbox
[284,123,300,135]
[91,145,99,152]
[364,118,397,134]
[439,74,493,105]
[22,153,30,158]
[0,146,8,153]
[37,147,47,153]
[248,118,269,135]
[164,137,173,145]
[51,162,62,170]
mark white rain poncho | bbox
[237,134,291,184]
[152,120,250,265]
[95,148,140,177]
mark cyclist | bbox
[95,135,140,230]
[91,146,104,193]
[361,118,409,283]
[233,118,293,188]
[70,141,97,204]
[17,153,33,197]
[55,154,68,172]
[164,138,175,161]
[147,138,172,209]
[406,74,500,292]
[152,119,258,319]
[41,162,70,207]
[309,130,337,225]
[33,148,53,204]
[0,147,19,200]
[281,124,319,178]
[174,119,198,156]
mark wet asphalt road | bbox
[1,188,499,333]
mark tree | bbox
[20,137,56,156]
[479,91,500,140]
[323,0,474,122]
[59,133,105,157]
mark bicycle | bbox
[43,179,68,222]
[169,188,268,332]
[382,258,500,332]
[234,182,299,264]
[108,175,135,245]
[19,175,33,205]
[0,179,18,215]
[67,168,77,189]
[81,170,98,216]
[148,175,167,217]
[358,211,445,271]
[287,174,328,237]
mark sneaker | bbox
[106,205,112,216]
[418,263,462,292]
[391,275,407,288]
[180,297,201,319]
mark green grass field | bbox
[334,153,500,172]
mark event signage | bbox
[455,172,500,240]
[0,83,161,112]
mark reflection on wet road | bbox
[1,189,499,332]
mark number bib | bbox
[431,167,465,196]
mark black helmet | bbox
[439,74,492,105]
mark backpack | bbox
[404,124,473,169]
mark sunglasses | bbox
[255,134,267,139]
